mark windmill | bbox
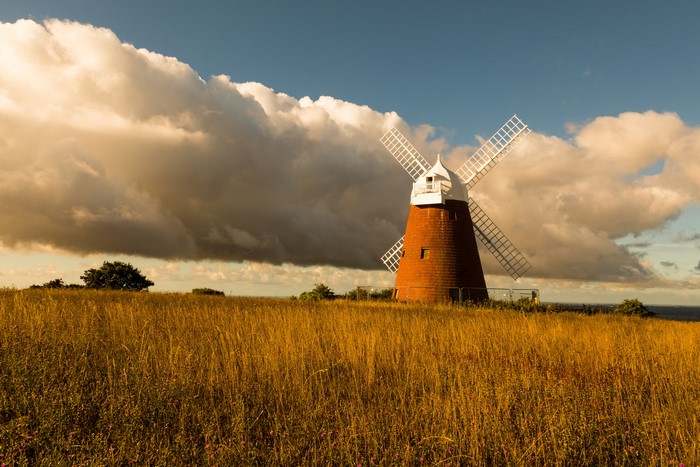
[380,115,532,302]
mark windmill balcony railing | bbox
[413,180,446,195]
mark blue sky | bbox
[7,0,700,137]
[1,0,700,304]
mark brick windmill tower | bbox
[380,115,532,302]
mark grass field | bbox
[0,289,698,465]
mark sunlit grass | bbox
[0,289,698,465]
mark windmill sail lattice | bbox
[380,114,532,284]
[468,199,531,279]
[455,115,531,189]
[381,235,404,273]
[380,128,430,181]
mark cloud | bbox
[694,262,700,273]
[467,109,700,282]
[660,261,677,268]
[675,232,700,243]
[2,19,700,284]
[0,19,413,270]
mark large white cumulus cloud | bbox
[0,19,411,268]
[468,111,700,281]
[1,19,699,282]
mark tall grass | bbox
[0,288,698,465]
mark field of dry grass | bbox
[0,288,698,465]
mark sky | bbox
[1,0,700,304]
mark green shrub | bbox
[612,298,655,317]
[299,283,335,300]
[29,279,83,290]
[191,288,225,296]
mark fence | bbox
[391,286,540,304]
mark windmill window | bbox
[425,176,434,190]
[401,249,405,257]
[449,211,457,221]
[420,247,430,259]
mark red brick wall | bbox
[394,199,488,302]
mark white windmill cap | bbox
[419,155,467,202]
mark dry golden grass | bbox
[0,288,698,465]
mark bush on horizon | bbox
[192,287,225,296]
[299,283,335,300]
[29,278,84,290]
[28,260,154,292]
[612,298,655,317]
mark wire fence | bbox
[392,286,539,303]
[353,286,540,303]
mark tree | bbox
[81,261,154,291]
[299,283,335,300]
[612,298,655,317]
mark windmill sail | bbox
[455,115,531,189]
[380,128,431,181]
[468,198,531,280]
[381,235,404,273]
